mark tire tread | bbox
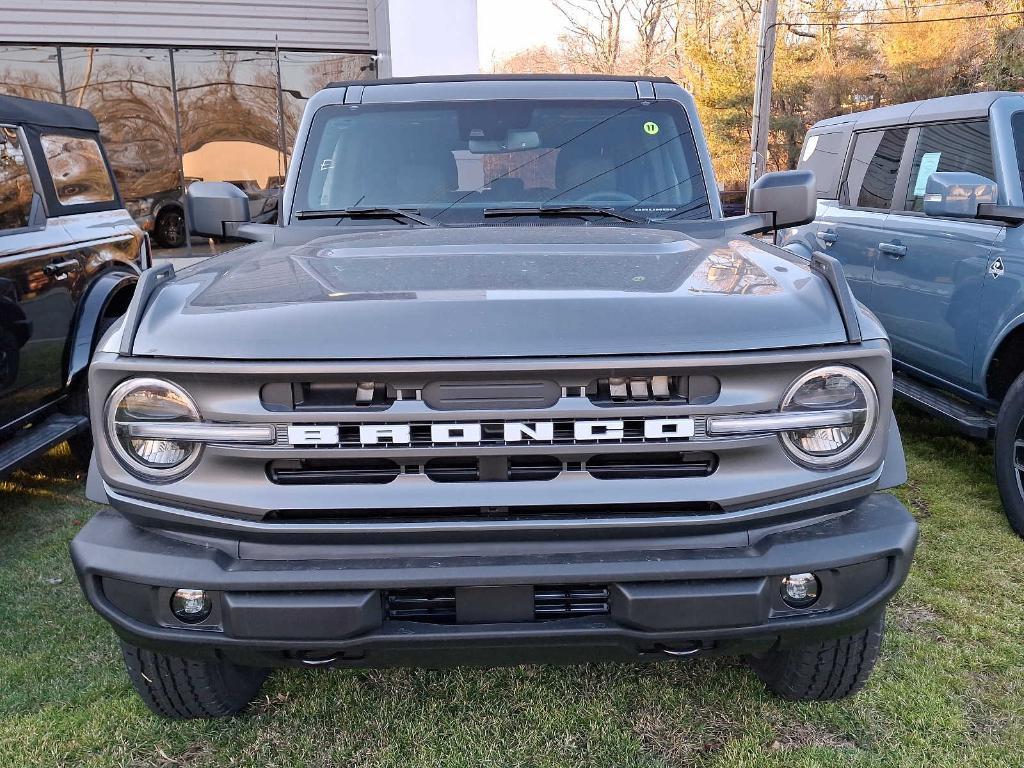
[749,614,884,701]
[121,641,267,719]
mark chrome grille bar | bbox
[124,423,277,444]
[706,409,855,436]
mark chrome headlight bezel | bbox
[778,365,879,469]
[104,377,204,482]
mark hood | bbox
[131,226,848,359]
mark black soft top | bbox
[0,94,99,131]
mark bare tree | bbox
[632,0,674,73]
[554,0,630,72]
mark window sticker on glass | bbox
[913,152,942,196]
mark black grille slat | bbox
[534,586,610,618]
[586,451,716,480]
[424,457,562,483]
[269,459,401,485]
[386,590,456,623]
[508,456,562,481]
[424,458,479,483]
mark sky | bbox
[476,0,567,70]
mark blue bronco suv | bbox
[786,91,1024,535]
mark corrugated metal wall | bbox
[0,0,377,51]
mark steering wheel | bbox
[574,191,638,205]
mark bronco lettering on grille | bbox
[285,418,696,447]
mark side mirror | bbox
[923,172,1024,225]
[748,170,816,229]
[923,172,997,218]
[187,181,251,238]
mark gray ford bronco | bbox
[70,75,917,719]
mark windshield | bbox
[292,99,711,224]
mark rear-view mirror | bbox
[469,130,541,154]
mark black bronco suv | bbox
[0,95,145,478]
[71,75,917,719]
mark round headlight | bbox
[105,378,202,481]
[779,366,878,468]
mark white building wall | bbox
[0,0,377,51]
[376,0,479,78]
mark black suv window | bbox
[38,133,116,206]
[903,120,994,212]
[844,128,908,210]
[0,126,35,232]
[1013,112,1024,192]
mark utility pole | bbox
[748,0,779,193]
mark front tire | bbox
[121,641,269,719]
[994,370,1024,537]
[154,208,186,249]
[748,614,884,701]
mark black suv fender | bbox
[65,267,139,389]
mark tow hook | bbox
[299,650,364,667]
[657,643,703,658]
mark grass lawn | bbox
[1,407,1022,767]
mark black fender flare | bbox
[65,268,139,388]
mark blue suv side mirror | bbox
[924,172,1024,225]
[923,172,998,218]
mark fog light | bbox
[781,573,820,608]
[170,588,212,623]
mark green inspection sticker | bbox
[643,121,659,135]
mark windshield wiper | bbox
[483,205,649,224]
[295,207,439,226]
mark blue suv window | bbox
[903,120,993,212]
[844,128,908,210]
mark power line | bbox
[799,0,999,17]
[781,8,1023,28]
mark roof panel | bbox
[0,93,98,130]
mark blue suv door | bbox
[868,120,1000,387]
[814,127,909,305]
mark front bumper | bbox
[71,493,917,668]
